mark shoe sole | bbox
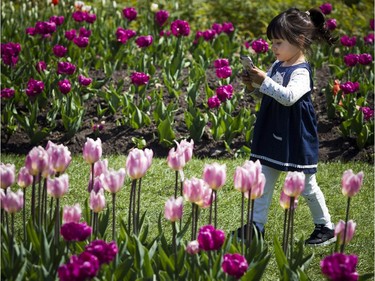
[305,237,337,247]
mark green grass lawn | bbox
[2,154,374,280]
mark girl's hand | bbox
[248,66,267,86]
[241,71,255,92]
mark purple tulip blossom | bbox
[78,74,92,86]
[340,35,357,47]
[326,18,337,30]
[85,240,118,265]
[222,22,234,34]
[155,10,169,26]
[221,253,249,279]
[25,78,45,97]
[60,222,92,241]
[358,53,372,65]
[57,61,76,75]
[49,15,64,26]
[360,106,374,121]
[122,7,137,21]
[130,72,150,86]
[343,54,359,67]
[207,95,221,108]
[52,45,67,57]
[65,29,77,41]
[58,252,99,281]
[58,79,71,95]
[216,84,234,102]
[1,42,21,67]
[1,88,15,99]
[197,225,225,251]
[215,66,232,79]
[116,28,137,44]
[321,253,359,281]
[319,3,333,14]
[73,36,89,48]
[36,61,47,73]
[364,33,374,45]
[135,35,153,48]
[340,81,360,94]
[251,38,269,53]
[171,19,190,37]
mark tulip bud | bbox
[0,163,15,189]
[164,196,183,222]
[341,169,363,197]
[186,240,200,255]
[83,138,102,164]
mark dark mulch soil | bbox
[1,66,373,164]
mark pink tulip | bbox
[335,220,356,245]
[200,186,215,209]
[101,168,126,193]
[92,159,108,178]
[125,148,153,180]
[83,138,102,164]
[89,189,106,213]
[186,240,200,255]
[47,174,69,198]
[178,139,194,163]
[283,171,305,198]
[63,203,82,224]
[279,190,298,209]
[341,170,363,197]
[46,141,72,174]
[234,166,251,193]
[167,147,186,171]
[234,160,264,193]
[0,163,15,189]
[25,146,49,176]
[203,162,226,190]
[91,176,105,193]
[183,177,207,205]
[17,167,33,188]
[164,196,184,222]
[244,173,265,200]
[2,188,23,213]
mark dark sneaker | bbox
[305,224,336,246]
[234,223,264,241]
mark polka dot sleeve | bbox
[259,68,311,106]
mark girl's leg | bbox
[302,174,332,226]
[252,165,281,230]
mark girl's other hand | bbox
[248,66,267,86]
[241,71,255,92]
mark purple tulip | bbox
[358,53,372,65]
[214,58,230,68]
[58,252,99,281]
[58,79,71,95]
[135,35,153,48]
[25,78,45,98]
[0,163,15,189]
[222,22,234,34]
[49,15,64,26]
[72,11,87,22]
[85,13,97,24]
[85,240,118,265]
[130,72,150,86]
[122,7,137,21]
[26,27,36,36]
[207,95,221,108]
[326,18,337,30]
[216,66,232,79]
[73,36,89,48]
[360,106,374,121]
[78,74,92,86]
[52,44,67,57]
[1,42,21,67]
[251,38,269,53]
[203,29,216,41]
[116,28,137,44]
[340,81,360,94]
[171,19,191,37]
[197,225,225,251]
[319,3,333,14]
[321,253,359,281]
[65,29,77,41]
[364,33,374,45]
[60,221,92,241]
[155,10,169,26]
[0,88,15,99]
[340,35,357,47]
[216,84,234,102]
[222,253,249,279]
[343,54,359,67]
[212,23,223,34]
[57,61,76,75]
[35,21,56,35]
[35,61,47,73]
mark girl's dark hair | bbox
[266,8,337,53]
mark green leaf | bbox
[157,118,175,147]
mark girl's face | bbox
[270,38,304,65]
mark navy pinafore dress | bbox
[250,62,319,174]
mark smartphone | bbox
[240,55,255,73]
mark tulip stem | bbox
[340,197,351,253]
[172,221,178,280]
[136,178,142,235]
[246,190,252,252]
[241,193,244,255]
[209,191,214,226]
[11,213,15,265]
[23,189,27,241]
[112,193,116,241]
[132,180,137,235]
[55,198,60,246]
[38,175,42,227]
[282,209,288,253]
[43,178,48,226]
[174,171,178,198]
[49,197,54,222]
[289,197,295,259]
[31,175,36,224]
[191,203,195,241]
[214,190,218,228]
[194,204,199,240]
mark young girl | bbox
[241,8,337,246]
